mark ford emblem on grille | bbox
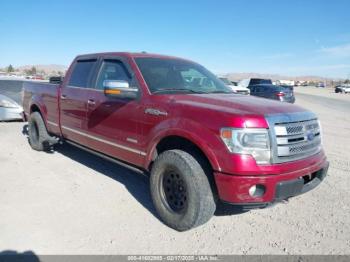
[307,131,315,141]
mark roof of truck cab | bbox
[75,52,194,62]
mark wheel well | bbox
[30,104,41,114]
[152,136,218,196]
[29,105,46,130]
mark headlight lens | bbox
[0,99,18,108]
[220,128,271,164]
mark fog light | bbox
[249,184,265,197]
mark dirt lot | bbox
[0,87,349,255]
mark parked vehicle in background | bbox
[23,52,328,231]
[277,79,295,87]
[0,79,24,103]
[335,86,342,93]
[219,77,250,95]
[295,81,307,86]
[0,94,23,121]
[49,76,64,84]
[317,82,325,88]
[343,86,350,93]
[33,75,45,80]
[280,84,294,92]
[248,84,295,103]
[249,78,273,85]
[230,80,238,86]
[239,78,272,88]
[335,85,350,93]
[0,79,25,121]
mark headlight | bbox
[220,128,271,164]
[0,99,18,108]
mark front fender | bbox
[144,117,224,172]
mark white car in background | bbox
[0,94,23,121]
[335,84,350,94]
[341,85,350,94]
[344,87,350,93]
[218,77,250,95]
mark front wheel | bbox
[150,150,216,231]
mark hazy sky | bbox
[1,0,350,78]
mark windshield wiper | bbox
[152,88,208,94]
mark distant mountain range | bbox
[17,64,67,74]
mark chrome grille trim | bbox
[265,112,322,163]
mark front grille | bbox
[285,124,303,134]
[266,112,322,163]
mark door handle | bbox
[87,99,96,105]
[61,94,67,99]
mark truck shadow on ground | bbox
[55,142,159,219]
[56,142,247,218]
[22,124,247,220]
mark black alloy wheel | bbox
[161,170,188,213]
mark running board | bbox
[66,140,147,175]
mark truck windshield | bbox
[135,58,233,94]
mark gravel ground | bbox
[0,88,349,255]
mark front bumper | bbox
[214,153,329,208]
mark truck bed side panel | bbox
[23,81,60,135]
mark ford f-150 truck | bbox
[23,52,329,231]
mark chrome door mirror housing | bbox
[103,80,138,99]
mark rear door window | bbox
[68,59,97,88]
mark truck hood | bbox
[171,93,305,116]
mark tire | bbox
[150,150,216,231]
[28,112,51,151]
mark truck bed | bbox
[23,81,60,134]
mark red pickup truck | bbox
[23,52,329,231]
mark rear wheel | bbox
[28,112,52,151]
[150,150,216,231]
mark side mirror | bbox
[103,80,138,99]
